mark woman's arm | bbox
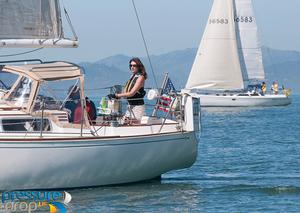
[116,76,145,98]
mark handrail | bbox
[40,99,45,138]
[0,59,43,65]
[158,97,178,133]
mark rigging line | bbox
[131,0,158,89]
[0,79,9,90]
[61,0,78,40]
[0,48,44,57]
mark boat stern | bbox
[181,93,201,133]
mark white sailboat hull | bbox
[0,131,197,190]
[198,94,292,107]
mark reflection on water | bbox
[202,106,268,116]
[69,180,201,212]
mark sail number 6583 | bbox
[235,16,253,23]
[209,18,229,24]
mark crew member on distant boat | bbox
[108,57,147,124]
[282,85,292,97]
[271,81,279,95]
[261,82,267,95]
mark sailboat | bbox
[185,0,292,107]
[0,1,200,190]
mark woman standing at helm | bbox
[108,57,147,124]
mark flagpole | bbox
[151,73,169,117]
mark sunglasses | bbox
[129,64,138,68]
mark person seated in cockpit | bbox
[64,86,80,122]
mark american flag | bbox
[162,77,176,94]
[158,77,176,112]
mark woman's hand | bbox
[107,93,117,100]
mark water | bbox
[70,95,300,212]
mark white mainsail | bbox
[235,0,264,82]
[186,0,265,90]
[0,0,78,48]
[186,0,244,90]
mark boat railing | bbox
[95,94,183,126]
[0,59,43,65]
[0,93,184,137]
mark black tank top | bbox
[124,74,146,105]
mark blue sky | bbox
[1,0,300,63]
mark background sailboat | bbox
[185,0,291,107]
